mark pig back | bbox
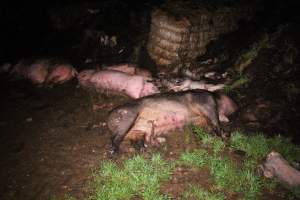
[89,70,130,91]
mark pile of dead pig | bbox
[1,57,229,94]
[1,57,236,139]
[2,56,300,190]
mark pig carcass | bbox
[107,90,238,153]
[259,151,300,187]
[11,58,51,84]
[11,58,77,85]
[77,69,159,99]
[45,63,77,84]
[164,78,225,92]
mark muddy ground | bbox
[1,0,300,199]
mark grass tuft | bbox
[230,131,271,161]
[90,154,173,200]
[193,126,226,155]
[230,131,300,163]
[182,185,225,200]
[179,149,209,167]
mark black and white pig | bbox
[107,90,238,153]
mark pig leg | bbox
[190,93,223,137]
[109,106,139,153]
[131,138,146,151]
[144,120,155,146]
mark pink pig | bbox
[46,63,77,84]
[12,59,50,84]
[78,69,159,99]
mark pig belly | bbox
[126,105,189,140]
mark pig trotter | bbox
[132,140,146,152]
[111,135,123,154]
[107,104,139,153]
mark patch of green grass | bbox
[230,131,271,161]
[90,154,173,200]
[179,149,209,167]
[210,156,261,196]
[180,151,263,200]
[87,127,300,200]
[230,131,300,197]
[182,185,225,200]
[192,126,226,155]
[230,131,300,163]
[209,156,237,189]
[209,155,263,200]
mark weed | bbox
[182,185,225,200]
[230,131,271,161]
[223,75,249,98]
[179,149,209,167]
[230,131,300,163]
[229,75,250,89]
[90,154,173,200]
[268,135,300,163]
[235,33,272,73]
[209,155,263,200]
[192,126,226,155]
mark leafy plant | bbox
[234,33,272,73]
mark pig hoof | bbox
[221,131,231,139]
[109,146,119,155]
[139,146,147,153]
[132,140,146,151]
[108,149,115,155]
